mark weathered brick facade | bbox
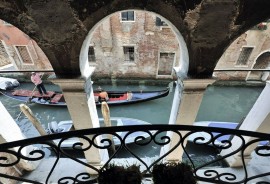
[0,11,180,80]
[90,11,179,80]
[1,12,270,81]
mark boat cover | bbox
[0,77,19,90]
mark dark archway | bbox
[1,0,270,78]
[248,51,270,80]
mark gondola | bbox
[0,87,169,107]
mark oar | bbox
[16,73,44,121]
[15,85,37,121]
[27,85,38,103]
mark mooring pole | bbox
[20,104,48,136]
[20,104,56,146]
[101,101,115,155]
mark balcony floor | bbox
[21,151,270,184]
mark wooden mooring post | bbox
[20,104,56,146]
[101,101,116,155]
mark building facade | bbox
[0,11,180,80]
[0,20,52,71]
[214,20,270,81]
[89,10,180,80]
[1,12,270,81]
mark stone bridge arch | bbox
[1,0,270,78]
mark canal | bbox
[0,81,175,132]
[0,81,176,159]
[0,80,265,167]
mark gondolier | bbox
[0,86,169,106]
[99,89,109,102]
[31,72,47,95]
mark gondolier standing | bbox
[31,72,47,95]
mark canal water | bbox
[0,80,265,166]
[0,81,175,159]
[0,82,174,132]
[196,83,264,123]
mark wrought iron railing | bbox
[0,125,270,184]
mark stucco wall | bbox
[0,20,52,71]
[214,22,270,81]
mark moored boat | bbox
[0,77,20,90]
[45,117,156,148]
[0,87,169,106]
[188,121,269,146]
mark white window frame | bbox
[29,40,38,60]
[120,11,135,22]
[14,45,34,65]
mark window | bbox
[158,52,175,75]
[156,17,168,27]
[236,47,253,66]
[88,46,96,62]
[121,11,134,21]
[15,46,33,64]
[123,46,134,62]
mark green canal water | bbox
[0,80,265,166]
[196,83,264,123]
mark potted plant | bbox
[98,164,142,184]
[152,162,197,184]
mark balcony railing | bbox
[0,124,270,183]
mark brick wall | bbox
[90,11,179,80]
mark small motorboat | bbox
[188,121,269,146]
[45,117,156,148]
[0,87,169,107]
[0,77,20,90]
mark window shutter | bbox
[236,47,253,65]
[16,46,32,64]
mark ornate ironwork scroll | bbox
[0,125,270,183]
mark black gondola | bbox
[0,87,170,106]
